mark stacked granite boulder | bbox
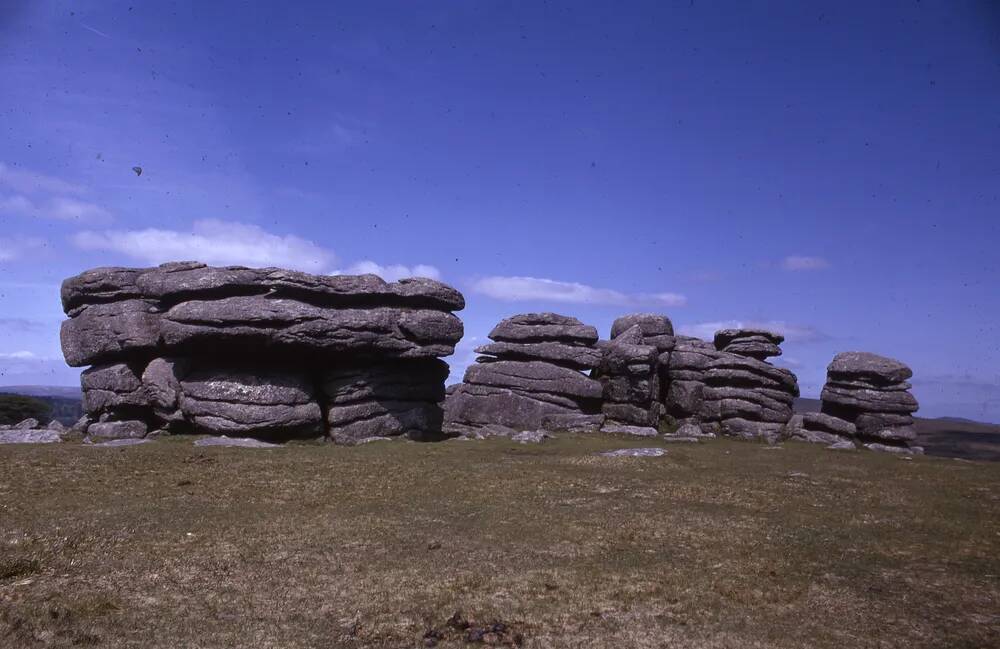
[699,329,799,441]
[443,313,604,435]
[596,315,676,434]
[660,335,721,435]
[60,262,464,444]
[790,352,920,453]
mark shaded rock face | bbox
[60,262,464,443]
[444,313,602,433]
[596,324,661,427]
[810,352,920,453]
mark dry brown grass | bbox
[1,434,998,648]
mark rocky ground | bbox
[1,434,998,648]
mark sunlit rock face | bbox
[59,262,464,443]
[812,352,920,453]
[648,323,798,441]
[443,313,604,436]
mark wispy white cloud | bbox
[781,255,830,271]
[80,23,111,39]
[0,162,85,195]
[333,260,442,281]
[0,319,46,333]
[677,320,828,343]
[73,219,335,273]
[0,194,112,224]
[0,350,37,360]
[0,236,47,262]
[0,162,111,224]
[471,275,687,307]
[0,352,79,386]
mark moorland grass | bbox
[1,434,998,648]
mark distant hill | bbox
[0,385,81,399]
[794,398,1000,462]
[0,386,82,426]
[794,397,821,413]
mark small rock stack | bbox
[714,329,783,360]
[700,329,799,441]
[791,352,920,453]
[596,314,675,434]
[60,262,464,444]
[443,313,603,435]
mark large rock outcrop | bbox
[443,313,603,434]
[790,352,921,453]
[60,262,464,443]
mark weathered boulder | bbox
[81,362,148,415]
[599,447,667,458]
[713,328,784,360]
[60,300,161,367]
[64,262,465,312]
[161,299,462,359]
[473,341,601,371]
[684,328,800,439]
[785,414,854,446]
[444,313,603,433]
[819,352,920,451]
[827,351,913,385]
[141,357,188,427]
[61,266,143,313]
[0,429,63,444]
[322,359,448,443]
[178,367,323,438]
[445,384,585,431]
[596,326,661,427]
[465,360,602,401]
[193,435,282,448]
[540,413,605,433]
[610,314,676,353]
[488,313,598,346]
[87,420,148,440]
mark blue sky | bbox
[1,1,998,421]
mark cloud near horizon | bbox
[0,162,86,196]
[0,162,110,224]
[677,320,829,343]
[781,255,830,271]
[0,236,47,262]
[471,275,687,307]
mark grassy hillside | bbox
[1,434,997,648]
